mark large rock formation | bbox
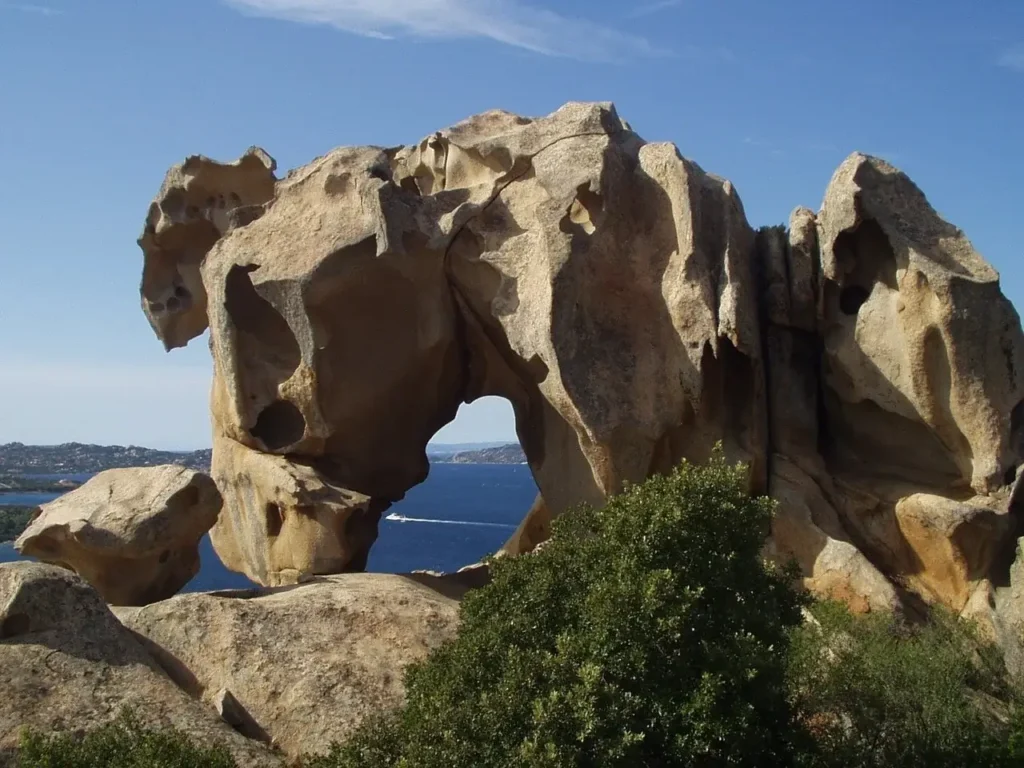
[15,466,221,605]
[113,572,462,760]
[0,562,282,767]
[138,103,1024,637]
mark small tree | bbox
[314,452,808,767]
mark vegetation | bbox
[311,453,809,767]
[788,600,1024,768]
[15,453,1024,766]
[0,505,37,543]
[17,709,236,768]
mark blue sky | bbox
[0,0,1021,449]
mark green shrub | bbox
[788,600,1024,768]
[0,505,37,543]
[17,709,236,768]
[312,452,808,767]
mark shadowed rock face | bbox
[139,103,1024,636]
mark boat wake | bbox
[385,513,515,530]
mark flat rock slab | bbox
[0,562,282,767]
[114,572,462,761]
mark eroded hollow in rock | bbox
[250,400,306,451]
[839,285,871,316]
[224,265,301,375]
[223,264,303,437]
[831,218,898,321]
[265,503,284,538]
[0,613,31,639]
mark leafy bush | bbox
[311,452,808,767]
[788,600,1024,768]
[0,505,37,543]
[17,709,236,768]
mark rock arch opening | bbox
[365,397,537,574]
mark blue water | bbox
[0,491,62,505]
[0,464,538,592]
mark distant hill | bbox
[434,444,526,465]
[0,442,211,475]
[0,440,526,476]
[425,441,514,456]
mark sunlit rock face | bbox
[0,562,284,766]
[15,466,222,605]
[139,102,1024,642]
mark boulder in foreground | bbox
[0,562,282,767]
[114,572,462,761]
[15,466,221,605]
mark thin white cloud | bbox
[0,2,62,14]
[999,46,1024,72]
[628,0,681,18]
[223,0,667,61]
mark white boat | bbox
[385,513,410,522]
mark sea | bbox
[0,464,538,591]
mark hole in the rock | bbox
[1005,467,1018,487]
[166,296,181,312]
[367,396,537,574]
[399,175,421,195]
[250,400,306,451]
[560,182,603,236]
[174,285,189,299]
[839,285,871,316]
[159,549,171,564]
[265,503,284,538]
[0,613,31,639]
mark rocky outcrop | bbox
[816,154,1023,496]
[0,562,282,767]
[113,572,461,761]
[208,437,382,587]
[139,103,1024,638]
[140,147,277,350]
[15,466,221,605]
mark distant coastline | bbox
[0,442,212,476]
[431,444,526,465]
[0,440,526,477]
